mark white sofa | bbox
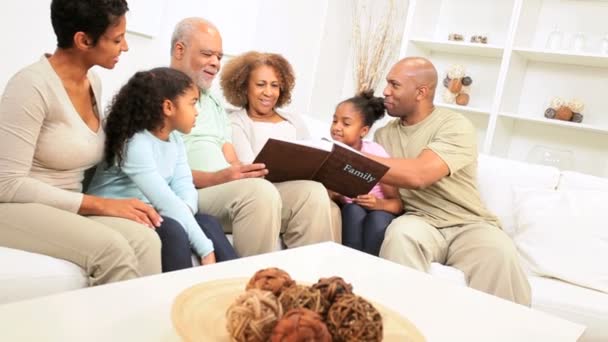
[1,120,607,341]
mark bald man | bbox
[368,57,531,305]
[169,18,340,257]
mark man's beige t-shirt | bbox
[375,107,499,228]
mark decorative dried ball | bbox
[246,267,296,297]
[226,289,283,342]
[555,106,573,121]
[270,308,332,342]
[544,108,556,119]
[470,35,488,44]
[442,90,457,104]
[455,93,470,106]
[447,33,464,41]
[448,78,463,93]
[572,112,584,123]
[311,276,354,306]
[567,98,585,113]
[442,76,450,88]
[461,76,473,86]
[447,64,465,79]
[550,97,565,110]
[326,294,383,342]
[278,285,328,317]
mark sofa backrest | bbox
[558,170,608,191]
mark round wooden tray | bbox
[172,277,425,341]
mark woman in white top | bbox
[224,52,310,163]
[0,0,162,286]
[221,51,342,246]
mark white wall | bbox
[0,0,351,122]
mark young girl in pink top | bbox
[330,90,403,255]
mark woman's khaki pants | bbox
[0,203,162,285]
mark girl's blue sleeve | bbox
[169,134,198,213]
[122,134,213,257]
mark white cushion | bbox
[0,247,87,304]
[529,275,608,342]
[476,154,561,236]
[513,188,608,293]
[559,171,608,192]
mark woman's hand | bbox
[201,251,217,265]
[80,195,162,228]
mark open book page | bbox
[321,137,364,155]
[288,138,333,152]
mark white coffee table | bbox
[0,242,584,341]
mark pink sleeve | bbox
[362,141,390,158]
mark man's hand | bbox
[80,196,162,228]
[327,189,343,203]
[220,163,268,182]
[201,252,216,265]
[192,163,269,188]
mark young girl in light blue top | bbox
[87,67,237,271]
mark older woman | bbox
[0,0,162,285]
[221,51,341,244]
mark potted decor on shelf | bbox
[442,64,473,106]
[544,97,585,123]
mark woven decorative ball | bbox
[555,106,573,121]
[246,267,296,297]
[278,284,328,317]
[442,91,457,104]
[544,108,556,119]
[326,294,383,342]
[455,93,470,106]
[461,76,473,86]
[448,78,463,93]
[572,112,584,123]
[311,276,354,306]
[226,289,283,342]
[270,308,332,342]
[442,76,451,88]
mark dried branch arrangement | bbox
[352,0,405,93]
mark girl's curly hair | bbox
[104,67,194,167]
[220,51,295,108]
[339,89,385,127]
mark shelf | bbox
[499,112,608,135]
[513,47,608,68]
[410,38,504,58]
[436,103,490,117]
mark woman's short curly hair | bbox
[220,51,295,108]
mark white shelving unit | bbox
[398,0,608,177]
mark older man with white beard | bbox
[170,18,341,257]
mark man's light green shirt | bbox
[182,91,232,172]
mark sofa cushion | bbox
[530,275,608,342]
[0,247,87,304]
[513,188,608,293]
[476,154,561,236]
[559,171,608,192]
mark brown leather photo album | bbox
[253,139,389,198]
